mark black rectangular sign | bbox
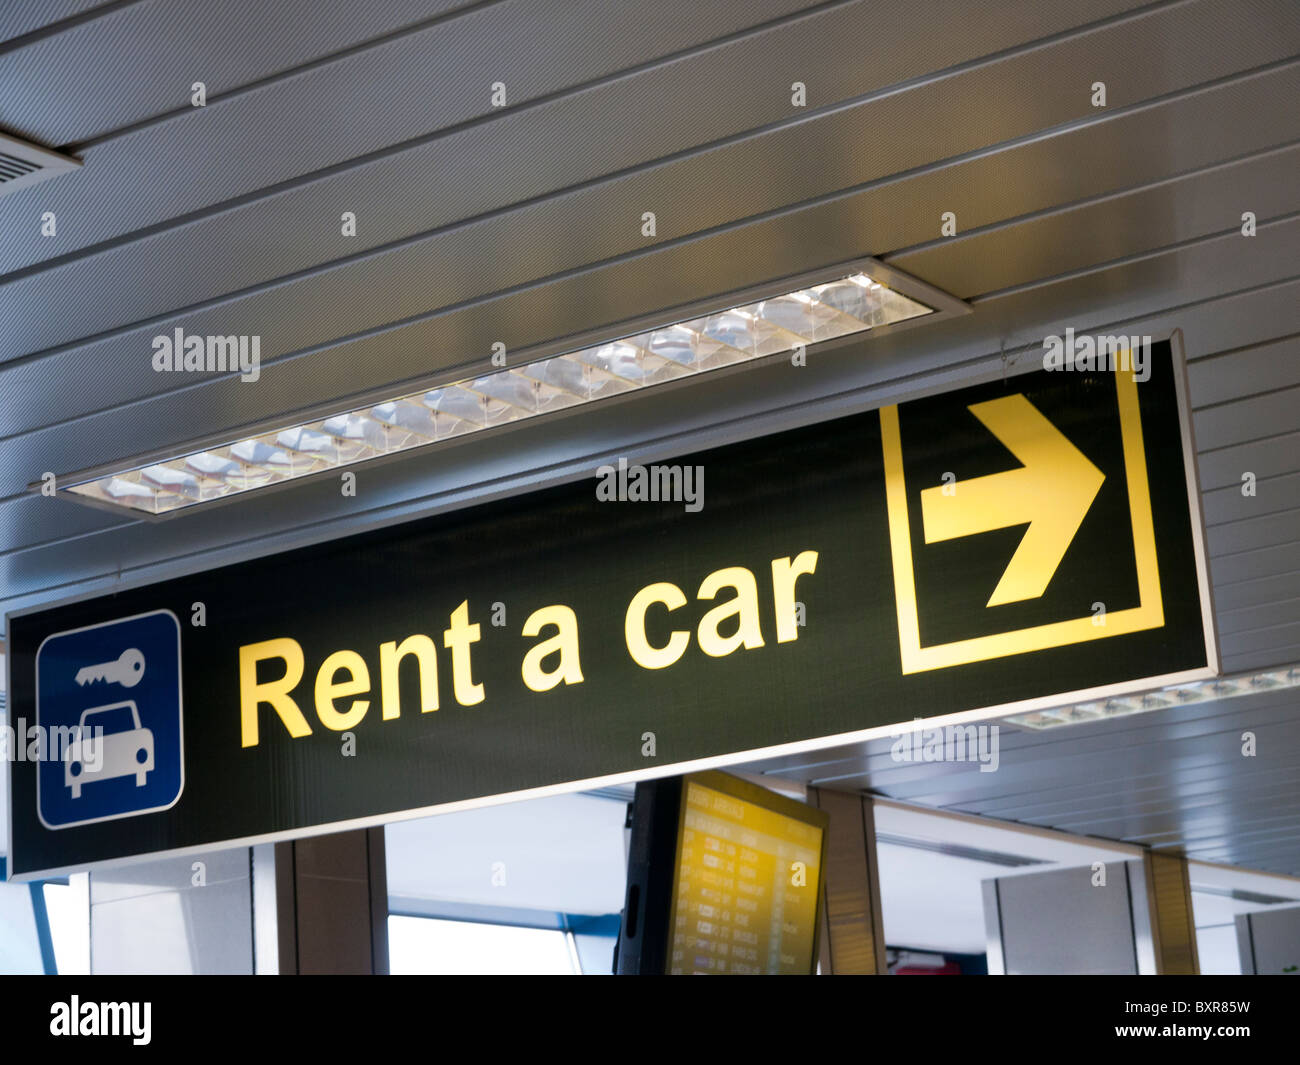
[5,338,1216,876]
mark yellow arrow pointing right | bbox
[920,393,1105,607]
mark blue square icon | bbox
[36,610,184,829]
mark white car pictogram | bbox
[65,701,155,799]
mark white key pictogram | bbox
[74,648,146,688]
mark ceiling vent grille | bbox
[0,132,80,197]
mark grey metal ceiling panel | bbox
[0,0,824,273]
[965,764,1300,822]
[0,0,482,144]
[1208,508,1300,558]
[1198,434,1300,491]
[8,57,1299,373]
[1193,387,1300,451]
[797,697,1300,785]
[2,209,1296,592]
[1215,572,1300,617]
[0,0,1156,344]
[1188,335,1300,407]
[4,59,1298,462]
[887,142,1300,299]
[804,734,1291,812]
[0,0,115,45]
[0,0,1219,366]
[1222,623,1300,660]
[3,189,1296,526]
[1203,474,1300,526]
[1211,542,1300,586]
[744,683,1300,871]
[1160,280,1300,359]
[1223,644,1300,672]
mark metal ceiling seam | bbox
[0,0,1210,282]
[968,209,1300,305]
[0,270,1279,559]
[875,746,1295,787]
[1203,499,1300,537]
[4,77,1296,440]
[1212,547,1300,587]
[0,0,855,275]
[2,260,1295,613]
[0,0,136,54]
[49,0,507,149]
[817,767,1298,808]
[1040,814,1300,844]
[886,150,1300,298]
[55,0,838,152]
[1194,405,1300,456]
[953,776,1300,822]
[1211,574,1300,608]
[1195,381,1300,420]
[950,759,1300,798]
[0,1,1234,337]
[882,137,1300,265]
[866,797,1148,856]
[810,755,1252,792]
[1219,595,1300,632]
[0,257,1291,523]
[1225,628,1300,658]
[11,111,1295,374]
[1210,525,1300,564]
[863,726,1294,780]
[1189,332,1300,401]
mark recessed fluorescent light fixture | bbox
[1004,664,1300,730]
[53,258,966,517]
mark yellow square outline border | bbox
[880,364,1164,673]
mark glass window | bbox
[388,915,577,975]
[43,874,90,975]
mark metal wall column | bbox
[1141,851,1200,975]
[808,787,887,975]
[274,827,389,975]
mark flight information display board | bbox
[615,770,828,974]
[668,779,824,974]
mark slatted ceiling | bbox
[0,0,483,146]
[745,701,1300,871]
[1,0,1298,871]
[1215,576,1300,620]
[1194,388,1300,452]
[0,0,116,46]
[1198,436,1300,492]
[2,247,1289,608]
[1204,473,1300,526]
[752,692,1300,776]
[1208,503,1300,554]
[1213,543,1300,587]
[1226,623,1300,656]
[1216,587,1300,629]
[3,137,1296,502]
[1,2,1284,369]
[1187,336,1300,407]
[1226,645,1300,672]
[3,60,1296,445]
[887,146,1300,301]
[2,213,1289,582]
[0,3,1161,353]
[0,0,825,277]
[996,775,1300,826]
[1220,600,1300,638]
